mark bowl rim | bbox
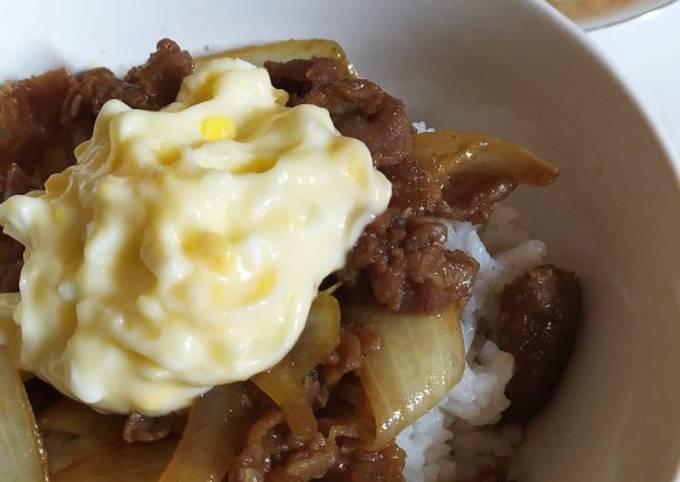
[516,2,680,479]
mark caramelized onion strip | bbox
[0,347,49,481]
[412,130,559,186]
[39,398,126,471]
[52,438,176,482]
[253,293,340,437]
[39,398,125,441]
[343,304,465,449]
[159,383,254,482]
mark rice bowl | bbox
[1,0,680,481]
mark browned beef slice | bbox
[265,58,412,168]
[321,326,381,387]
[321,442,405,482]
[0,163,40,291]
[0,40,195,295]
[228,408,404,482]
[1,162,36,200]
[0,38,193,183]
[267,59,514,313]
[380,158,443,216]
[124,38,194,107]
[265,57,346,104]
[338,210,479,312]
[385,161,519,225]
[438,172,518,224]
[227,410,290,481]
[122,412,182,443]
[0,69,73,175]
[301,79,413,168]
[62,38,193,126]
[495,265,582,422]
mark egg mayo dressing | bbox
[0,58,391,414]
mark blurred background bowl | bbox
[548,0,676,29]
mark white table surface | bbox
[589,1,680,163]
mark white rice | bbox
[396,124,549,481]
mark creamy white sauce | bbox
[0,58,391,414]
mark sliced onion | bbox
[0,347,48,481]
[39,398,126,470]
[39,398,125,441]
[253,293,340,436]
[343,304,465,449]
[159,383,254,482]
[196,39,356,77]
[412,131,559,186]
[51,439,176,482]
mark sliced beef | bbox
[438,172,518,224]
[265,57,346,104]
[321,326,381,387]
[338,210,479,312]
[0,40,194,295]
[122,411,182,443]
[495,265,582,422]
[228,408,404,482]
[1,162,37,200]
[385,162,518,224]
[227,409,293,482]
[123,38,194,108]
[0,39,192,182]
[62,38,193,127]
[0,69,73,175]
[0,38,192,182]
[264,58,514,314]
[266,58,412,168]
[380,159,444,216]
[321,442,405,482]
[0,163,40,291]
[300,79,413,168]
[228,324,397,482]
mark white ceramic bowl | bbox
[2,0,679,480]
[590,0,680,160]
